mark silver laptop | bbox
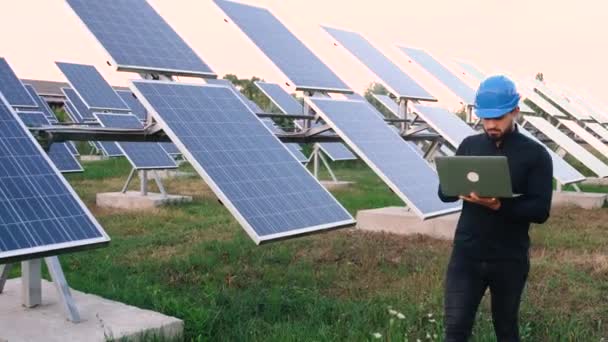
[436,156,515,198]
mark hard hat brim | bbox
[475,107,514,119]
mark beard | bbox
[484,124,514,142]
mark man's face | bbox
[482,109,518,141]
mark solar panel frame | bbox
[159,142,181,156]
[306,97,462,219]
[318,142,357,161]
[254,81,303,115]
[214,0,352,94]
[94,113,178,170]
[0,94,108,263]
[524,115,608,178]
[525,92,568,118]
[0,58,37,108]
[97,141,124,158]
[65,0,216,78]
[22,84,57,121]
[116,90,148,121]
[56,62,130,112]
[130,80,355,243]
[399,47,476,105]
[587,122,608,142]
[285,143,309,163]
[322,26,436,102]
[558,119,608,157]
[61,87,96,121]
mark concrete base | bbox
[79,155,106,162]
[146,170,197,180]
[320,180,354,191]
[96,191,192,210]
[552,191,606,209]
[581,177,608,187]
[0,279,183,342]
[356,206,459,240]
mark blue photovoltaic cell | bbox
[66,142,79,156]
[56,62,129,111]
[323,27,435,101]
[131,80,354,243]
[0,95,108,263]
[261,119,309,163]
[95,113,177,170]
[61,88,95,121]
[456,61,486,82]
[116,90,148,121]
[214,0,351,93]
[255,82,303,115]
[64,101,83,123]
[0,58,37,108]
[412,105,475,148]
[159,142,181,155]
[97,141,124,158]
[65,0,215,77]
[22,84,57,121]
[307,97,461,219]
[205,78,263,113]
[17,112,84,173]
[254,82,356,161]
[400,47,476,105]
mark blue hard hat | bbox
[474,75,521,119]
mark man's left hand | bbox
[459,192,501,210]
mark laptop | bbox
[436,156,515,198]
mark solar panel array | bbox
[205,78,263,113]
[254,81,356,161]
[525,115,608,178]
[587,122,608,142]
[412,104,474,148]
[456,61,486,82]
[61,87,96,121]
[372,94,402,119]
[533,81,592,121]
[65,0,215,77]
[526,92,568,118]
[116,90,148,121]
[562,90,608,124]
[0,94,108,263]
[400,47,476,105]
[95,113,178,170]
[261,119,308,163]
[214,0,351,93]
[0,58,37,108]
[558,119,608,157]
[307,97,461,219]
[22,84,58,122]
[131,81,354,243]
[56,62,129,111]
[323,26,435,101]
[16,112,83,173]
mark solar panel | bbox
[558,119,608,157]
[525,92,568,118]
[306,97,461,219]
[524,115,608,178]
[254,81,356,161]
[400,47,476,105]
[97,141,124,158]
[64,101,83,123]
[131,80,354,243]
[95,113,177,170]
[66,142,79,156]
[456,61,486,82]
[56,62,129,112]
[65,0,215,78]
[0,58,37,108]
[22,84,57,121]
[261,119,309,163]
[61,88,95,121]
[116,90,148,121]
[205,78,263,113]
[533,81,592,121]
[372,94,402,118]
[159,142,181,156]
[412,105,474,148]
[214,0,351,94]
[323,26,436,101]
[518,126,586,185]
[16,111,84,173]
[561,89,608,124]
[587,122,608,142]
[0,94,108,263]
[254,82,303,115]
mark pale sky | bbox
[2,0,607,110]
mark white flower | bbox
[372,332,382,339]
[397,312,406,320]
[429,319,436,323]
[388,309,398,316]
[426,332,431,339]
[427,313,433,318]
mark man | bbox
[438,75,553,341]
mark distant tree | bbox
[222,74,271,111]
[535,72,544,82]
[363,82,394,118]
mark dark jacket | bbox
[438,126,553,260]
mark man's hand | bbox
[459,192,501,210]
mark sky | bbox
[2,0,607,110]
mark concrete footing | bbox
[320,180,354,191]
[96,191,192,210]
[0,279,183,342]
[552,191,606,209]
[581,177,608,187]
[79,155,106,162]
[356,206,459,240]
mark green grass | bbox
[15,158,608,341]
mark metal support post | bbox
[121,168,137,193]
[318,150,338,182]
[0,263,12,293]
[152,171,168,198]
[21,259,42,308]
[313,145,320,179]
[45,256,81,322]
[140,170,148,196]
[399,98,408,134]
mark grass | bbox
[11,158,608,341]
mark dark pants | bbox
[444,249,530,342]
